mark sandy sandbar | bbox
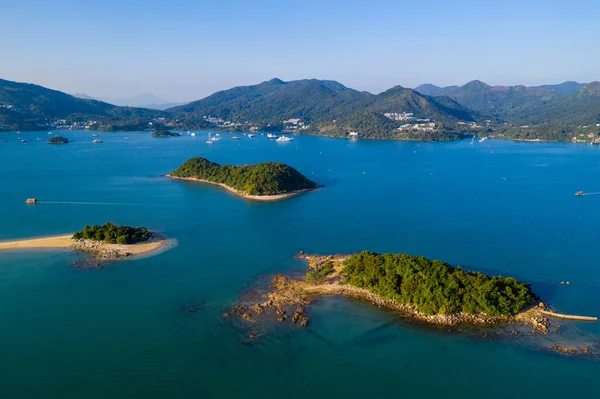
[0,233,172,259]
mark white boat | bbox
[124,137,131,140]
[92,134,99,137]
[206,133,213,144]
[93,139,103,144]
[276,135,294,142]
[232,136,240,140]
[191,133,196,137]
[211,134,222,141]
[248,134,256,138]
[48,132,53,135]
[267,133,278,139]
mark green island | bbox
[47,135,69,144]
[72,222,153,244]
[228,251,552,332]
[151,130,181,137]
[168,157,319,199]
[340,251,533,316]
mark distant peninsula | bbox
[167,157,319,200]
[0,222,170,260]
[47,135,69,144]
[152,130,181,137]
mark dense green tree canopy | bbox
[152,130,181,137]
[170,157,318,196]
[341,251,534,316]
[72,222,152,245]
[47,135,69,144]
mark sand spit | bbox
[0,233,171,260]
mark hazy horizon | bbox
[2,0,599,102]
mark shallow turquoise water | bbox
[0,131,599,398]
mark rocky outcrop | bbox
[70,239,133,259]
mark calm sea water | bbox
[0,131,599,398]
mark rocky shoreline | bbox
[70,239,135,259]
[227,254,555,334]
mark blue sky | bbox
[1,0,598,101]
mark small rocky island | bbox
[228,251,598,355]
[47,135,69,144]
[167,157,319,200]
[0,222,170,261]
[228,251,557,331]
[152,130,181,137]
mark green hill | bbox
[534,81,583,95]
[0,79,163,131]
[169,157,318,196]
[413,83,459,97]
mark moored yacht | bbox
[267,133,277,139]
[276,135,293,142]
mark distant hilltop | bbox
[2,77,600,142]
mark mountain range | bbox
[168,78,475,139]
[414,80,600,127]
[2,77,599,141]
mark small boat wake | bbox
[37,200,157,206]
[575,192,600,196]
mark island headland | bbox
[0,222,171,260]
[167,157,320,201]
[228,251,597,340]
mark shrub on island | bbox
[170,157,318,196]
[341,251,535,316]
[152,130,181,137]
[72,222,152,245]
[47,135,69,144]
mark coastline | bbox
[229,254,552,334]
[0,233,171,260]
[165,174,319,201]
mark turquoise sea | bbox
[1,131,599,398]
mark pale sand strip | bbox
[0,234,73,250]
[0,233,171,259]
[539,310,598,322]
[166,175,318,201]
